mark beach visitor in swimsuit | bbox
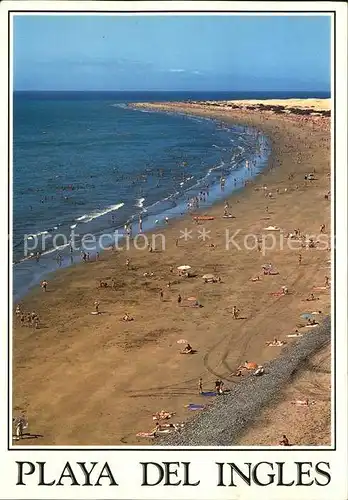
[183,344,193,354]
[177,294,182,305]
[198,378,203,394]
[232,306,240,319]
[279,435,290,446]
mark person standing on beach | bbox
[94,300,100,314]
[126,258,130,270]
[232,306,240,319]
[177,294,182,305]
[298,253,302,266]
[198,378,203,394]
[41,280,48,292]
[13,415,27,441]
[160,289,164,301]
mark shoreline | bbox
[13,112,271,302]
[13,100,331,446]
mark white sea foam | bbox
[135,197,145,208]
[27,230,51,240]
[42,243,71,256]
[82,202,125,223]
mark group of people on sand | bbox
[197,377,224,395]
[97,278,117,290]
[16,305,40,329]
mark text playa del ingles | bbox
[16,461,331,487]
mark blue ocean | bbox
[13,90,328,300]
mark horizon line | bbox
[13,89,331,93]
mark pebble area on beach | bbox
[161,316,331,446]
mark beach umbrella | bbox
[177,265,191,271]
[202,274,215,280]
[177,339,188,344]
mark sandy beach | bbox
[12,99,331,446]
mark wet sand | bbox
[13,100,331,446]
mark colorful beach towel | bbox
[185,404,206,411]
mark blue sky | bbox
[13,15,331,91]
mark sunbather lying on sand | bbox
[250,275,261,282]
[307,318,318,326]
[152,410,176,421]
[122,313,134,321]
[291,399,316,406]
[238,360,259,371]
[253,366,265,376]
[266,338,286,347]
[306,293,319,301]
[287,330,303,338]
[262,264,279,275]
[181,343,194,354]
[154,422,184,433]
[270,288,288,296]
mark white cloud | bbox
[168,68,186,73]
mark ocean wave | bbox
[26,230,51,240]
[110,103,127,109]
[41,243,71,256]
[135,197,145,208]
[81,202,125,223]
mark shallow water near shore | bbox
[13,93,271,301]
